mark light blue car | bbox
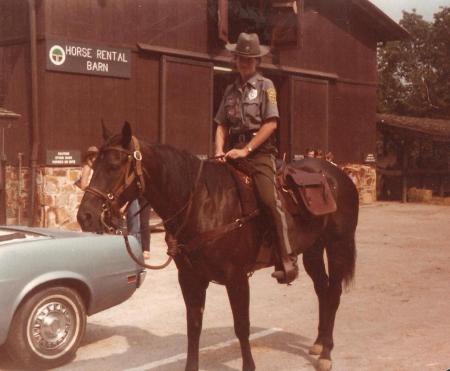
[0,226,146,369]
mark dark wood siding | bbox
[41,50,160,155]
[161,56,213,156]
[1,0,390,165]
[329,82,377,163]
[290,76,329,158]
[0,0,31,165]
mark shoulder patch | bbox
[266,88,277,105]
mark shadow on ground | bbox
[0,324,317,371]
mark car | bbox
[0,226,146,369]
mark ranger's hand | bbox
[225,148,249,160]
[214,150,226,162]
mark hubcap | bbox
[27,295,79,359]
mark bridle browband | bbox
[85,136,146,232]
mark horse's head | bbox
[77,121,145,233]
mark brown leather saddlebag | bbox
[276,164,337,217]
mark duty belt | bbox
[230,130,258,145]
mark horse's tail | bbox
[342,236,357,289]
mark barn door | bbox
[160,56,214,158]
[290,76,329,159]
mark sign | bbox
[364,153,377,163]
[46,39,131,78]
[46,150,81,166]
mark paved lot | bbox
[1,202,449,371]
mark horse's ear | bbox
[121,121,132,148]
[101,120,112,141]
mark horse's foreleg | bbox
[178,270,209,371]
[226,276,255,371]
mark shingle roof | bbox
[378,113,450,140]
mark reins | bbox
[122,156,204,269]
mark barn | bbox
[0,0,408,227]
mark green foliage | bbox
[377,7,450,118]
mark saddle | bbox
[228,160,337,218]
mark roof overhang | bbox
[378,114,450,142]
[351,0,410,42]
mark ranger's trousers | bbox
[246,152,297,256]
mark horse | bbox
[77,122,359,371]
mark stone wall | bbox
[5,165,32,225]
[341,164,377,204]
[4,162,377,230]
[37,167,84,230]
[5,166,83,230]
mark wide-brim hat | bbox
[225,32,270,58]
[87,146,99,154]
[86,146,99,155]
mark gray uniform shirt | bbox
[214,73,279,134]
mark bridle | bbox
[84,136,205,270]
[85,136,146,233]
[85,136,176,270]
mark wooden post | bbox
[439,175,445,197]
[401,141,408,203]
[0,157,5,224]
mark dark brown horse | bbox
[77,122,359,371]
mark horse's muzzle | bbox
[77,209,95,231]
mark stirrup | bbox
[271,267,298,284]
[272,253,298,284]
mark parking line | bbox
[124,327,283,371]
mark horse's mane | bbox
[147,143,236,199]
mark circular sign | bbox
[49,45,66,66]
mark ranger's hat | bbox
[87,146,99,154]
[225,32,270,58]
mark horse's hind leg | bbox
[304,237,354,371]
[178,269,209,371]
[302,239,329,357]
[226,276,255,371]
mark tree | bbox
[377,7,450,118]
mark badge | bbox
[266,88,277,104]
[248,88,258,101]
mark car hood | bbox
[0,226,96,246]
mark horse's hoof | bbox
[308,343,323,355]
[317,358,332,371]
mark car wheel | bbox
[5,286,86,369]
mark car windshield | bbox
[0,229,48,245]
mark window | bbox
[212,0,302,50]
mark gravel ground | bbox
[0,202,449,371]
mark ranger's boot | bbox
[271,254,298,284]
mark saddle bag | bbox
[276,164,337,217]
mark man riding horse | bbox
[214,32,299,284]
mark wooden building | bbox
[0,0,407,225]
[377,114,450,202]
